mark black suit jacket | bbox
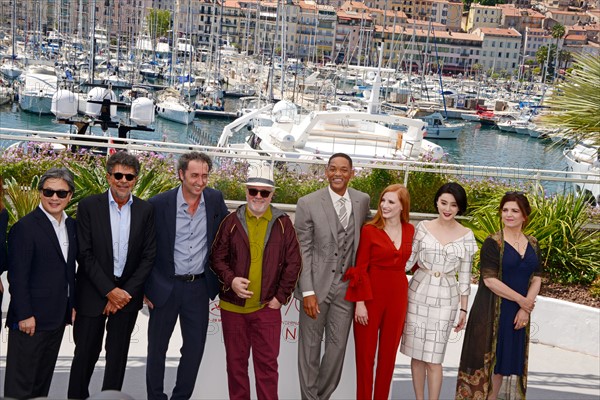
[6,207,77,331]
[75,191,156,316]
[0,208,8,274]
[145,186,229,307]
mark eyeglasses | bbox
[505,191,525,195]
[42,189,71,199]
[247,188,273,198]
[111,172,137,181]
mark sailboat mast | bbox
[279,0,286,100]
[89,0,96,84]
[170,0,179,87]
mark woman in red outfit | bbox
[344,184,414,400]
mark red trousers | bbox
[354,268,409,400]
[221,306,282,400]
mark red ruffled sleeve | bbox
[342,225,375,302]
[343,267,373,301]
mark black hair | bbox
[433,182,468,215]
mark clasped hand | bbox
[104,287,132,315]
[518,296,535,313]
[232,277,254,299]
[18,316,36,336]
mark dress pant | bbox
[354,268,408,400]
[4,325,65,399]
[67,310,138,399]
[146,277,209,400]
[221,306,282,400]
[297,281,354,400]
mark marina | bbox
[0,0,597,204]
[0,100,575,196]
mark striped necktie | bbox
[338,198,348,229]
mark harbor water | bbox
[0,102,569,193]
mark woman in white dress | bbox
[400,183,478,400]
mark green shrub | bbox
[464,191,600,285]
[406,170,448,214]
[4,176,41,226]
[1,151,598,287]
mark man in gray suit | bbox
[295,153,370,400]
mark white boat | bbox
[460,113,480,122]
[527,123,542,138]
[218,100,444,163]
[563,141,600,205]
[139,63,160,80]
[496,117,517,133]
[514,121,531,135]
[409,111,465,140]
[225,83,256,98]
[218,56,444,162]
[18,66,58,114]
[0,61,22,79]
[156,96,195,125]
[176,37,194,56]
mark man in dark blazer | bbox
[145,151,228,400]
[295,153,371,400]
[68,151,156,399]
[4,168,77,399]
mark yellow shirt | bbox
[219,206,272,314]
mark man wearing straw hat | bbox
[210,161,302,400]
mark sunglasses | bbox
[111,172,137,181]
[42,189,71,199]
[247,188,273,198]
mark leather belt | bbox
[173,273,204,282]
[420,269,450,278]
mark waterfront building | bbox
[396,0,462,32]
[547,9,592,26]
[562,27,600,60]
[335,4,375,65]
[499,4,545,32]
[471,27,522,73]
[465,4,502,32]
[362,0,403,14]
[375,25,483,74]
[523,27,552,58]
[86,0,151,45]
[587,9,600,23]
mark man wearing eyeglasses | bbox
[210,162,302,400]
[68,151,156,399]
[144,151,229,400]
[4,168,77,399]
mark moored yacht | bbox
[563,140,600,205]
[18,65,58,114]
[156,96,195,125]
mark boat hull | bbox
[564,145,600,205]
[156,104,195,125]
[19,94,53,114]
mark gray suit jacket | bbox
[294,187,370,303]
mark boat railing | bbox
[1,127,600,192]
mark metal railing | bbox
[1,127,599,193]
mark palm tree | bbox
[551,24,565,82]
[541,54,600,145]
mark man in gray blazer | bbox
[295,153,370,400]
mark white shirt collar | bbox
[38,204,68,226]
[328,185,351,205]
[108,189,133,206]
